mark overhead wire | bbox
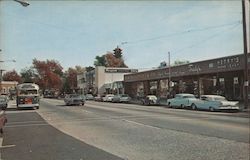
[123,21,241,44]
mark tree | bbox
[105,52,128,68]
[2,70,22,83]
[94,47,128,68]
[86,66,95,72]
[65,67,78,90]
[20,67,37,83]
[158,61,167,68]
[174,60,190,66]
[32,59,63,91]
[94,55,106,66]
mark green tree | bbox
[20,67,37,83]
[174,60,190,66]
[94,55,106,66]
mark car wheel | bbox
[36,106,39,109]
[180,104,185,109]
[191,103,197,110]
[168,102,172,108]
[82,103,85,106]
[209,107,215,112]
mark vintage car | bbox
[112,94,131,103]
[64,94,85,106]
[0,96,8,110]
[94,95,103,102]
[141,95,158,106]
[102,94,114,102]
[167,93,199,108]
[85,94,94,100]
[191,95,240,111]
[0,109,7,134]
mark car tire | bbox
[191,103,197,110]
[180,104,185,109]
[36,106,39,109]
[82,103,84,106]
[168,102,172,108]
[209,107,215,112]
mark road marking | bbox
[0,145,16,149]
[122,119,161,130]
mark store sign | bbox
[105,68,138,73]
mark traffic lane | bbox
[38,100,250,160]
[85,102,249,143]
[40,99,249,143]
[1,112,123,160]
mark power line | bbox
[124,21,241,44]
[173,23,240,55]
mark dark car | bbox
[0,109,7,134]
[94,95,103,102]
[64,94,85,106]
[141,95,158,106]
[85,94,94,100]
[0,96,8,110]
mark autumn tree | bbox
[32,59,63,91]
[2,70,22,83]
[94,47,128,68]
[62,66,81,93]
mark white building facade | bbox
[79,66,138,95]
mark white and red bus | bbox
[16,83,40,109]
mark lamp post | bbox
[13,0,30,7]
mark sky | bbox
[0,0,248,73]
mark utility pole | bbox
[168,52,171,97]
[242,0,249,108]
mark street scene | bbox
[0,0,250,160]
[1,98,249,160]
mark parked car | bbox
[141,95,158,105]
[112,95,121,103]
[85,94,94,100]
[0,96,8,110]
[167,93,199,108]
[120,94,131,103]
[64,94,85,106]
[191,95,240,112]
[94,95,103,102]
[102,94,114,102]
[0,108,7,134]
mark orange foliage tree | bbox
[2,70,22,83]
[32,59,63,91]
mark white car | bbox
[167,93,199,108]
[191,95,240,111]
[102,94,114,102]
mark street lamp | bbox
[14,0,30,7]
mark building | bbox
[124,54,250,102]
[78,66,138,95]
[0,81,18,95]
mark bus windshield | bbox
[19,90,38,95]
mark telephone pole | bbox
[242,0,249,108]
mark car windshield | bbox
[213,97,227,101]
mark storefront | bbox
[124,54,250,101]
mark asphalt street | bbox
[1,98,250,160]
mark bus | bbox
[16,83,40,109]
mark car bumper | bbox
[219,106,239,110]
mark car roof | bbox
[201,95,225,98]
[176,93,195,96]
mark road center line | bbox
[122,119,161,130]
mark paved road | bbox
[2,98,250,160]
[0,105,123,160]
